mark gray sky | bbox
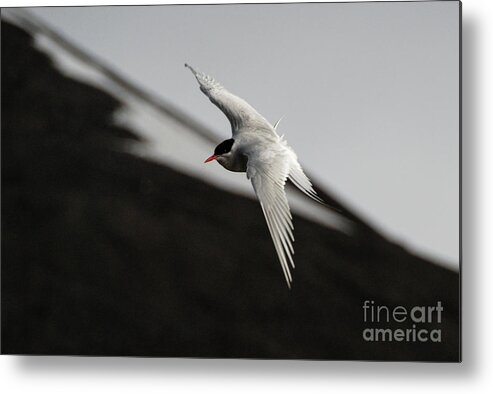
[22,1,459,267]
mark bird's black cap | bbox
[214,139,234,155]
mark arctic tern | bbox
[185,64,324,288]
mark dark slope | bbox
[1,22,459,360]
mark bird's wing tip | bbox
[184,63,200,78]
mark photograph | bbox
[1,1,460,361]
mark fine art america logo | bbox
[362,300,443,343]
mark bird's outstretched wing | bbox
[185,64,276,137]
[246,148,295,288]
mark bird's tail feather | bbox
[289,164,343,214]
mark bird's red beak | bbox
[204,154,219,163]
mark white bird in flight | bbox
[185,64,324,288]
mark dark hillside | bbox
[1,21,459,360]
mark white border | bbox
[2,0,492,392]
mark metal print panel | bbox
[1,1,461,361]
